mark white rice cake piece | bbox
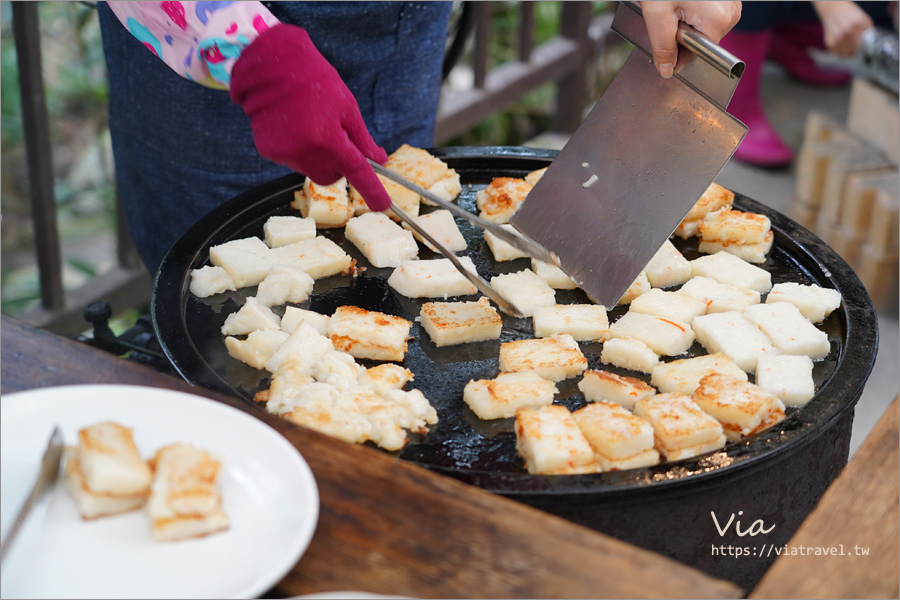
[189,265,236,298]
[533,304,609,341]
[221,297,281,336]
[263,215,316,248]
[386,144,451,189]
[265,322,334,374]
[425,168,462,206]
[327,305,412,362]
[524,167,547,185]
[572,402,659,469]
[312,350,366,391]
[348,177,420,221]
[673,218,702,240]
[401,209,467,253]
[690,251,772,293]
[699,209,771,244]
[644,240,692,288]
[633,393,726,461]
[684,182,735,222]
[262,358,319,416]
[378,388,439,433]
[498,334,587,381]
[744,302,830,359]
[678,276,761,313]
[209,236,276,288]
[225,329,289,370]
[75,421,152,496]
[420,296,502,347]
[617,271,651,305]
[476,177,533,223]
[599,336,659,374]
[577,369,656,410]
[64,450,147,519]
[490,268,556,317]
[345,212,418,268]
[281,307,330,335]
[650,352,748,395]
[358,364,414,394]
[630,288,708,324]
[463,371,557,420]
[254,264,315,306]
[293,177,353,228]
[515,405,598,475]
[276,382,374,446]
[692,311,779,373]
[608,311,695,356]
[484,224,530,262]
[698,232,774,264]
[146,444,229,542]
[388,256,479,299]
[766,282,842,323]
[755,354,816,406]
[531,259,578,289]
[692,374,786,441]
[333,389,410,450]
[270,236,353,280]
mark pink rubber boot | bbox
[769,21,853,86]
[720,29,794,169]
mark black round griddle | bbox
[153,147,878,588]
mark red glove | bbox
[230,24,392,211]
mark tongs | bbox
[367,159,560,318]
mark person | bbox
[719,1,896,168]
[99,1,741,274]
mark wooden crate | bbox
[839,170,900,238]
[857,243,899,312]
[867,181,900,260]
[848,76,900,165]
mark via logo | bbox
[711,510,775,537]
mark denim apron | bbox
[97,2,452,273]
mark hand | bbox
[813,1,874,57]
[638,1,742,78]
[230,24,392,211]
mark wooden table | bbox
[0,315,741,599]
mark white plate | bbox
[0,384,319,599]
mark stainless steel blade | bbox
[386,201,526,318]
[0,426,63,564]
[367,159,560,267]
[510,1,748,308]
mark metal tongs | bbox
[367,159,560,318]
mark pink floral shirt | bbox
[106,1,281,89]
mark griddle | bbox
[152,146,878,499]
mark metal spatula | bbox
[510,1,748,308]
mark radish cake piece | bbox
[490,269,556,317]
[401,209,467,253]
[699,209,771,244]
[463,371,557,420]
[254,264,315,306]
[225,329,289,370]
[650,352,747,395]
[349,177,420,221]
[419,296,502,347]
[327,305,412,362]
[678,276,761,313]
[476,177,533,223]
[532,304,609,341]
[281,307,330,335]
[388,256,479,298]
[644,240,692,287]
[292,177,353,228]
[499,334,587,381]
[484,224,530,262]
[270,236,353,279]
[265,322,335,374]
[744,302,830,360]
[608,311,695,356]
[599,336,659,374]
[524,167,547,185]
[572,402,660,471]
[358,364,414,394]
[690,251,772,293]
[698,232,774,264]
[221,297,281,336]
[629,288,707,324]
[531,258,578,289]
[515,405,598,475]
[692,311,778,373]
[190,266,236,298]
[384,144,457,205]
[209,236,276,288]
[674,182,735,240]
[345,212,418,268]
[692,374,786,441]
[755,354,816,406]
[577,369,656,410]
[263,215,316,248]
[633,393,726,462]
[617,271,651,305]
[766,282,842,323]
